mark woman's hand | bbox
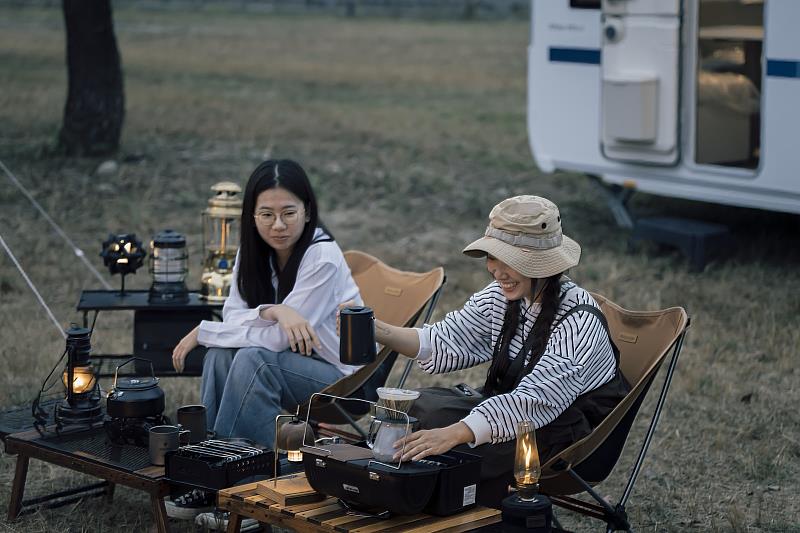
[265,304,321,356]
[393,422,475,462]
[172,326,200,373]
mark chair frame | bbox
[321,284,444,440]
[297,251,446,441]
[546,315,691,532]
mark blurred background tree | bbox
[58,0,124,156]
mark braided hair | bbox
[483,273,563,396]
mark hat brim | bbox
[462,234,581,278]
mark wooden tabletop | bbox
[218,481,501,533]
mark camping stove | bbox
[103,414,170,447]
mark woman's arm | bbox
[415,287,496,374]
[198,248,342,354]
[373,318,421,358]
[172,325,199,373]
[394,422,475,462]
[469,308,617,444]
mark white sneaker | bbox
[194,510,260,531]
[164,489,215,520]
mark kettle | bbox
[107,358,166,419]
[339,306,376,365]
[367,415,418,463]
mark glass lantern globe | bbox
[148,229,189,303]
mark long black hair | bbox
[237,159,333,307]
[483,273,563,396]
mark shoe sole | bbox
[195,514,260,531]
[165,502,215,520]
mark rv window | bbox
[570,0,600,9]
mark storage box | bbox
[301,443,481,516]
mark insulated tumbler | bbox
[339,306,376,365]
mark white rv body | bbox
[527,0,800,215]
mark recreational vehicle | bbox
[527,0,800,225]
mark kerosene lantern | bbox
[100,233,145,296]
[148,229,189,303]
[501,421,553,532]
[201,182,242,301]
[54,326,103,428]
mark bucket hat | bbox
[463,196,580,278]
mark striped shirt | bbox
[416,280,617,445]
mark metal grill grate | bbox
[41,429,152,472]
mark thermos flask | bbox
[339,306,377,365]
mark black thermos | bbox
[339,306,377,365]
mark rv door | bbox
[601,0,681,165]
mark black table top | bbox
[5,424,158,476]
[77,290,223,311]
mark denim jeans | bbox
[200,347,343,447]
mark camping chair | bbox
[539,293,690,532]
[297,250,445,439]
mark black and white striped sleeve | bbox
[467,299,617,444]
[416,286,496,375]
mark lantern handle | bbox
[112,357,157,389]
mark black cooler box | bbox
[301,443,481,516]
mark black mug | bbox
[339,306,376,365]
[177,404,207,444]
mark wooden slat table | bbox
[218,481,502,533]
[4,425,172,532]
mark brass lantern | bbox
[201,182,242,301]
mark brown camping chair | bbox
[540,293,690,533]
[298,250,445,439]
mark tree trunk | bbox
[58,0,124,157]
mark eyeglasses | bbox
[254,209,303,227]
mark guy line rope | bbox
[0,158,112,290]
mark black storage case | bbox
[134,310,210,375]
[301,443,481,516]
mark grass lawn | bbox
[0,4,798,532]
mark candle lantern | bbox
[55,326,103,428]
[201,182,242,301]
[501,421,553,532]
[100,233,145,295]
[514,420,541,500]
[148,229,189,303]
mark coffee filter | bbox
[377,387,420,401]
[376,387,420,420]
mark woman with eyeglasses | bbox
[171,159,363,450]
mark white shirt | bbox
[414,281,617,446]
[197,229,364,376]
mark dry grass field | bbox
[0,5,798,532]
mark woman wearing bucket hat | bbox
[362,195,630,508]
